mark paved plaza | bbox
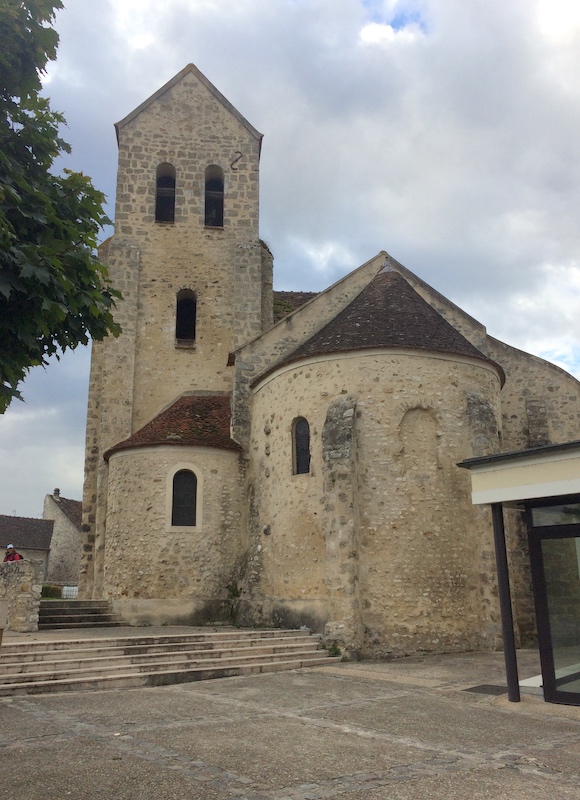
[1,642,580,799]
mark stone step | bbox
[38,615,125,626]
[0,628,338,695]
[0,655,341,696]
[0,641,323,675]
[38,599,122,630]
[39,600,111,609]
[0,647,326,684]
[0,634,317,665]
[0,629,312,657]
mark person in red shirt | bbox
[4,544,23,562]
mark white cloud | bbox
[359,21,422,43]
[536,0,580,39]
[3,0,580,515]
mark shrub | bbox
[41,584,62,599]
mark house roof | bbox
[104,394,241,461]
[263,267,505,384]
[0,515,53,551]
[273,291,318,323]
[115,63,263,149]
[51,496,82,530]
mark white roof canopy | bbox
[458,440,580,505]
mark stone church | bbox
[80,64,580,659]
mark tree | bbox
[0,0,120,412]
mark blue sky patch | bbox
[361,1,426,32]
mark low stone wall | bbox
[0,560,43,633]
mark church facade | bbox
[80,64,580,659]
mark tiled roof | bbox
[267,268,504,382]
[0,515,53,551]
[273,291,318,323]
[52,497,82,529]
[104,394,241,461]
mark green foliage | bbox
[0,0,121,412]
[225,582,242,599]
[41,583,62,598]
[224,582,242,624]
[328,641,341,657]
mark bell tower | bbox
[81,65,271,598]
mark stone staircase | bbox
[0,629,339,696]
[38,599,124,629]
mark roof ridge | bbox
[261,270,504,384]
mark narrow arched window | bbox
[293,417,311,475]
[205,165,224,227]
[172,470,197,526]
[155,163,176,222]
[176,289,196,342]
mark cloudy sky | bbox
[2,0,580,518]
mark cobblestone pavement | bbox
[1,649,580,799]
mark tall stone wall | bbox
[483,338,580,452]
[82,67,265,600]
[243,349,503,657]
[378,256,580,650]
[482,338,580,646]
[321,394,362,654]
[113,69,264,429]
[104,445,245,625]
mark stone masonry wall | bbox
[374,257,580,649]
[244,349,503,657]
[80,239,141,598]
[483,338,580,452]
[82,67,265,600]
[0,560,42,632]
[321,394,363,655]
[232,252,387,451]
[113,70,263,430]
[105,445,245,625]
[482,337,580,646]
[43,495,81,585]
[354,356,502,657]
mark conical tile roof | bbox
[266,268,504,382]
[104,394,240,461]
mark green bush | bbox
[328,641,341,657]
[41,584,62,599]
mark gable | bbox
[48,496,82,530]
[267,267,504,384]
[115,63,263,149]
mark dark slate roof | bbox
[273,291,318,323]
[52,497,82,530]
[267,268,504,383]
[0,516,53,551]
[104,394,241,461]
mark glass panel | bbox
[532,504,580,527]
[172,470,197,526]
[541,536,580,696]
[294,418,310,475]
[176,296,196,340]
[156,174,176,222]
